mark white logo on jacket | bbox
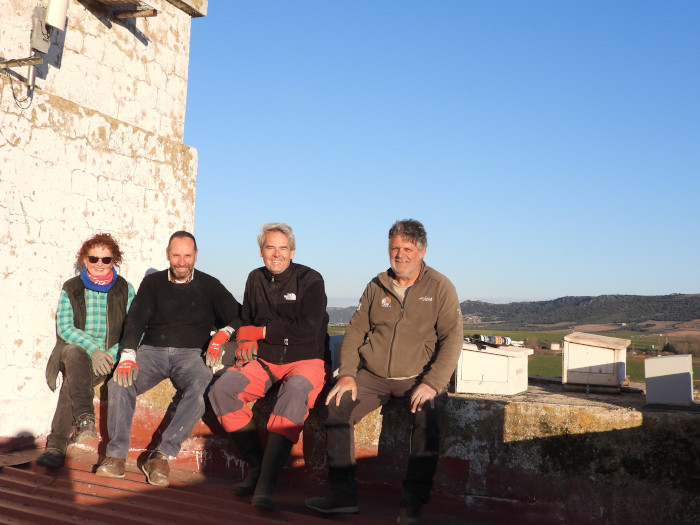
[284,293,296,301]
[381,296,392,308]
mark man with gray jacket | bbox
[305,219,463,525]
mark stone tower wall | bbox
[0,0,207,444]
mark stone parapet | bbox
[80,378,699,525]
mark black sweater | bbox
[123,269,242,350]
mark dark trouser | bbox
[46,345,105,452]
[106,345,213,459]
[325,368,443,506]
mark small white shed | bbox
[644,354,695,406]
[562,332,630,392]
[455,342,534,396]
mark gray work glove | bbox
[91,349,114,376]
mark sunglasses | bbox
[87,256,113,264]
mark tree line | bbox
[459,294,700,326]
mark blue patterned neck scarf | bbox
[80,267,118,292]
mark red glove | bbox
[236,325,264,342]
[235,340,258,362]
[206,330,231,367]
[114,360,139,387]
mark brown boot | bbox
[96,457,125,478]
[72,414,98,444]
[142,452,170,487]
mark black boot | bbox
[250,432,293,511]
[397,503,423,525]
[305,465,359,514]
[36,447,66,468]
[229,421,264,496]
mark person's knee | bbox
[324,392,356,425]
[184,364,214,393]
[62,344,89,364]
[282,374,314,398]
[208,372,250,416]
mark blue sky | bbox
[184,1,699,307]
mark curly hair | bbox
[388,219,427,250]
[76,233,124,270]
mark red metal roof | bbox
[0,447,490,525]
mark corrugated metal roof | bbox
[0,447,483,525]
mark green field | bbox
[528,354,700,386]
[463,328,698,356]
[328,327,700,386]
[528,355,563,378]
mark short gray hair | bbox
[388,219,427,251]
[257,222,296,251]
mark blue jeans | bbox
[105,345,212,459]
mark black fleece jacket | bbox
[238,262,329,364]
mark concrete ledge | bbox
[83,377,700,524]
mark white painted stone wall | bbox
[1,0,202,141]
[0,0,206,446]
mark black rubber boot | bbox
[304,465,359,514]
[36,447,66,468]
[397,503,423,525]
[229,421,264,496]
[250,432,293,511]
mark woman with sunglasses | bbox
[38,233,135,468]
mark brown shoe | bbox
[96,457,125,478]
[72,414,98,444]
[142,452,170,487]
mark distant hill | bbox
[328,294,700,327]
[460,294,700,326]
[328,306,357,324]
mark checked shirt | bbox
[56,285,135,360]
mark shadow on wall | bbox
[76,0,150,46]
[438,397,700,525]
